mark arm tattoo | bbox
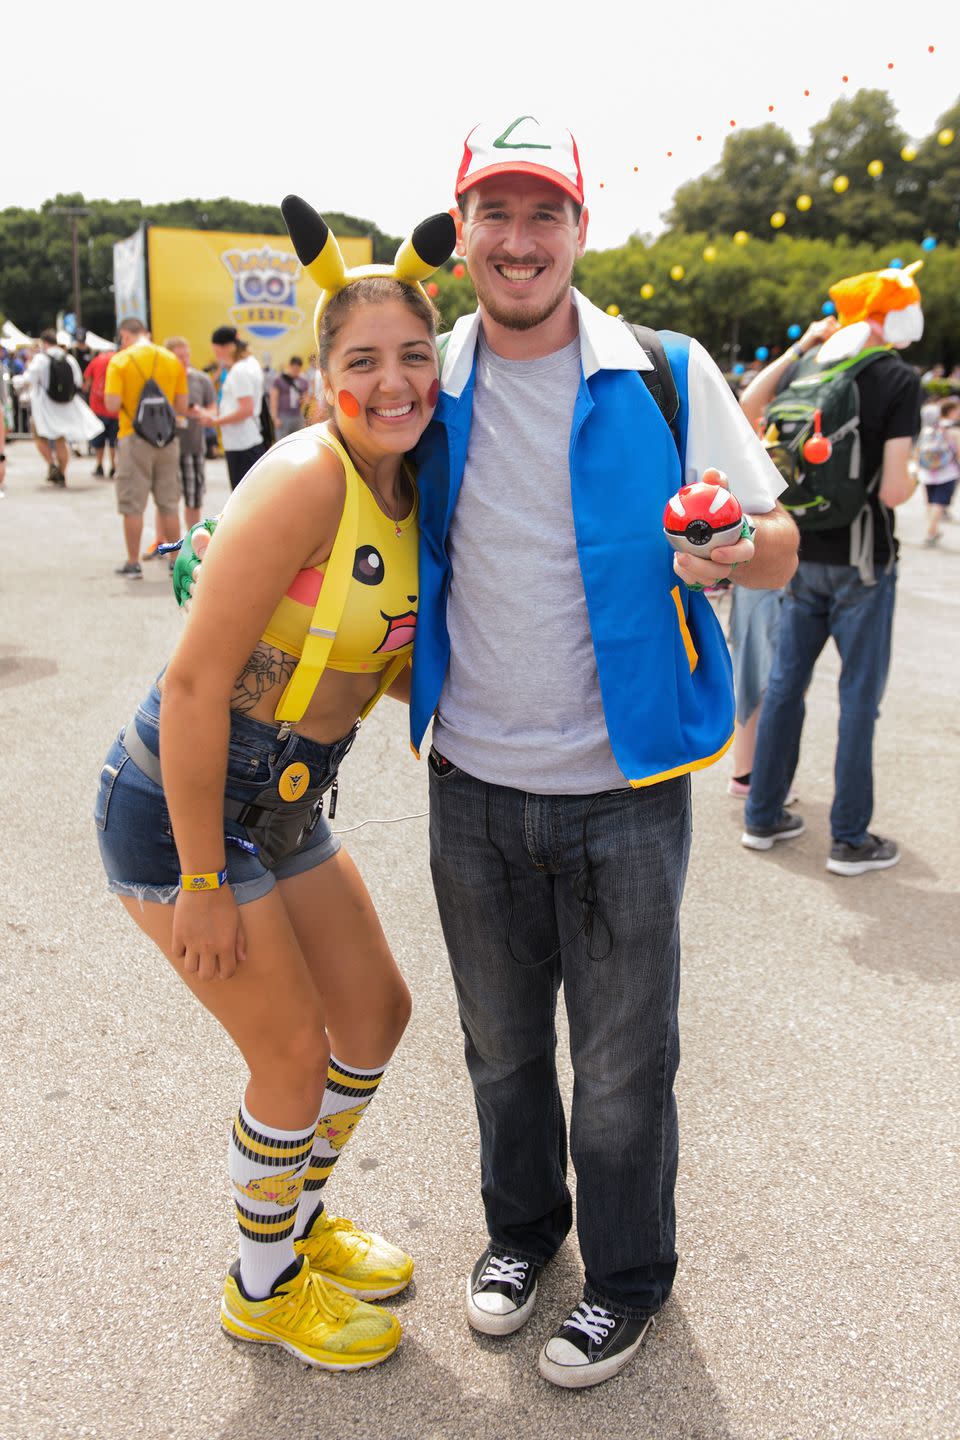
[232,645,296,714]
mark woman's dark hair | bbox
[317,279,440,372]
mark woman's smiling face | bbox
[322,298,439,454]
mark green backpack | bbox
[762,347,894,531]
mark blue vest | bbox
[410,330,735,787]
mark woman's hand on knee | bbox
[172,888,246,981]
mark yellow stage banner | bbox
[147,227,373,369]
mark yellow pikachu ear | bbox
[281,194,347,293]
[393,213,457,285]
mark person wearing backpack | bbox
[916,396,960,546]
[739,265,923,875]
[23,328,102,486]
[403,117,798,1389]
[103,318,189,578]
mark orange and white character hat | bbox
[818,260,924,364]
[455,116,584,206]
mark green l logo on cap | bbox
[493,116,551,151]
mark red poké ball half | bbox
[663,481,743,556]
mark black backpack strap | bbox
[622,320,680,455]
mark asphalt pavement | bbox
[1,440,958,1440]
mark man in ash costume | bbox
[409,115,798,1387]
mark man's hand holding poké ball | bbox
[664,469,755,591]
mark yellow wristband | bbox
[180,869,228,892]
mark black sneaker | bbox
[741,810,804,851]
[93,464,105,477]
[827,833,899,877]
[115,560,143,579]
[466,1247,539,1335]
[539,1298,654,1389]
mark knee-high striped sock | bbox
[294,1057,385,1239]
[229,1101,317,1299]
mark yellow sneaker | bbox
[220,1256,401,1369]
[295,1211,415,1300]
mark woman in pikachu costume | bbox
[94,197,455,1369]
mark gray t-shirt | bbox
[434,333,627,794]
[179,368,215,455]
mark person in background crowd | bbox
[84,346,119,478]
[916,396,960,546]
[740,263,922,875]
[24,328,102,486]
[270,356,309,440]
[164,336,216,531]
[0,364,7,498]
[103,318,188,578]
[195,326,264,490]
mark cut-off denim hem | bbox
[96,681,350,905]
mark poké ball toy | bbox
[663,481,743,557]
[803,410,832,466]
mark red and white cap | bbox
[456,116,584,206]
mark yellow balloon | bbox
[796,194,812,211]
[901,145,917,162]
[606,303,620,317]
[938,128,955,146]
[867,159,884,178]
[770,211,787,229]
[733,230,749,246]
[670,264,685,281]
[833,174,849,194]
[640,282,655,300]
[702,244,718,262]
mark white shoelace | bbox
[479,1256,529,1290]
[563,1301,616,1344]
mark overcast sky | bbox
[6,1,954,252]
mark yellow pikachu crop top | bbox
[260,427,418,724]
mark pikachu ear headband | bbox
[281,196,456,349]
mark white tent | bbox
[82,329,115,352]
[1,318,36,347]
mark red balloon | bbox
[452,263,466,279]
[426,281,439,297]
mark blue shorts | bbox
[95,683,354,906]
[923,478,956,508]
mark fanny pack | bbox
[121,721,339,870]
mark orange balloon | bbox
[452,263,466,279]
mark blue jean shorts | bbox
[95,683,354,906]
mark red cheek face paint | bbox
[428,378,440,407]
[337,390,360,418]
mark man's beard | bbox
[472,262,574,332]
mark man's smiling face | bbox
[456,174,588,332]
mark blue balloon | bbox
[889,257,904,269]
[921,236,937,252]
[821,300,836,316]
[755,346,770,361]
[733,362,746,375]
[787,324,802,340]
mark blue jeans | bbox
[428,756,692,1318]
[745,561,897,846]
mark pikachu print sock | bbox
[229,1100,318,1299]
[294,1057,385,1239]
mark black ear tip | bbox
[412,213,457,268]
[281,195,328,266]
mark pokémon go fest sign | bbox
[145,226,373,367]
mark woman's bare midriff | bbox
[158,643,384,745]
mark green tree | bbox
[667,125,801,239]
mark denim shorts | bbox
[95,683,354,906]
